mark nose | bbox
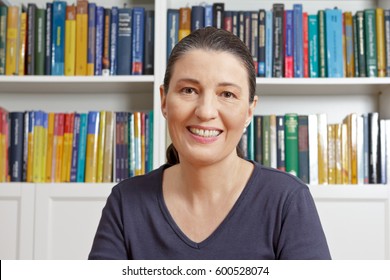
[194,93,218,121]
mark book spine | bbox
[344,12,355,77]
[115,112,122,181]
[0,6,7,75]
[178,7,191,41]
[128,112,135,178]
[116,8,132,75]
[265,10,273,78]
[75,0,88,75]
[269,115,277,168]
[102,8,111,75]
[317,113,328,184]
[327,124,336,184]
[376,8,386,77]
[308,14,319,77]
[258,9,266,77]
[204,5,212,27]
[293,4,303,78]
[26,3,36,75]
[96,110,106,183]
[144,10,154,75]
[76,113,87,182]
[325,8,343,78]
[61,112,74,182]
[318,10,327,77]
[70,113,80,182]
[5,6,19,75]
[364,9,378,77]
[284,10,293,78]
[352,14,360,77]
[166,9,179,59]
[191,5,204,32]
[262,115,270,167]
[9,112,24,181]
[231,11,238,37]
[26,111,35,182]
[51,2,66,76]
[356,11,366,77]
[385,10,390,77]
[34,8,45,75]
[276,115,285,171]
[284,113,299,177]
[272,4,284,77]
[132,7,145,75]
[45,3,52,75]
[64,5,76,76]
[368,112,380,183]
[103,111,114,182]
[298,115,309,184]
[250,11,258,75]
[32,110,43,182]
[212,3,224,29]
[87,3,96,76]
[94,6,104,75]
[85,111,99,182]
[223,11,232,32]
[45,112,54,182]
[308,114,318,184]
[303,12,309,77]
[109,6,118,76]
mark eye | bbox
[220,91,236,99]
[181,87,196,95]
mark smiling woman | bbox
[88,27,331,260]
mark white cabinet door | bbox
[312,186,390,260]
[0,184,35,259]
[34,184,113,260]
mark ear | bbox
[246,95,258,125]
[160,85,167,118]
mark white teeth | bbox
[189,128,221,137]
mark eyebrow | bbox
[176,78,242,90]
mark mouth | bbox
[187,127,223,138]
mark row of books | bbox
[0,108,154,183]
[239,113,389,185]
[0,0,154,76]
[168,3,390,78]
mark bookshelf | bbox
[1,0,390,259]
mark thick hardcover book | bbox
[356,11,366,77]
[76,113,87,182]
[26,3,37,75]
[293,4,303,78]
[284,10,294,78]
[5,6,18,75]
[284,113,299,177]
[0,6,7,75]
[325,8,343,77]
[231,11,238,37]
[308,14,319,77]
[344,12,355,77]
[376,8,386,77]
[70,113,80,182]
[364,9,378,77]
[94,6,104,75]
[65,5,76,76]
[87,3,96,76]
[117,7,132,75]
[352,15,360,77]
[34,8,45,75]
[75,0,88,75]
[144,10,154,75]
[265,10,273,77]
[191,5,204,32]
[368,112,380,184]
[272,3,284,77]
[178,7,190,41]
[85,111,100,183]
[45,3,52,75]
[298,115,309,184]
[132,7,145,75]
[385,10,390,77]
[212,3,224,29]
[318,10,327,77]
[109,6,118,76]
[51,1,66,75]
[167,9,179,60]
[258,9,266,77]
[9,112,24,181]
[102,8,111,75]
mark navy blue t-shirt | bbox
[88,161,331,259]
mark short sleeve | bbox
[88,186,129,260]
[276,187,332,260]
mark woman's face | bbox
[160,49,257,166]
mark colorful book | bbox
[61,112,74,182]
[364,9,378,77]
[94,6,104,75]
[75,0,88,75]
[317,113,328,184]
[293,4,303,78]
[34,8,46,75]
[5,5,19,75]
[265,10,273,77]
[308,14,319,77]
[96,110,106,183]
[376,8,386,77]
[344,12,355,77]
[85,111,99,182]
[70,113,80,182]
[45,2,52,75]
[18,9,27,75]
[116,7,132,75]
[65,5,76,76]
[109,6,118,76]
[318,10,327,77]
[325,8,343,77]
[258,9,266,77]
[284,10,294,78]
[132,7,145,75]
[76,113,87,182]
[178,7,190,41]
[284,113,299,177]
[102,8,111,75]
[103,111,114,182]
[0,5,7,75]
[45,112,54,182]
[298,115,309,184]
[53,113,65,182]
[167,9,179,59]
[51,1,66,75]
[26,3,36,75]
[87,2,96,76]
[26,111,35,182]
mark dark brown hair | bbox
[164,27,256,165]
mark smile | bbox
[188,127,222,137]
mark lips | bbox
[187,127,222,138]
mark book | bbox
[356,11,366,77]
[352,15,360,77]
[65,5,76,76]
[376,8,386,77]
[212,3,224,29]
[284,113,299,177]
[53,113,65,182]
[70,113,80,182]
[250,11,259,75]
[258,9,266,77]
[45,2,52,75]
[109,6,118,76]
[5,5,18,75]
[32,110,44,182]
[76,113,87,182]
[272,3,284,77]
[9,112,24,181]
[85,111,99,182]
[368,112,380,184]
[204,4,212,27]
[178,7,190,41]
[18,8,27,75]
[132,7,145,75]
[167,9,179,59]
[223,10,232,32]
[318,10,327,77]
[303,12,309,77]
[364,9,378,77]
[262,115,270,167]
[191,5,204,32]
[51,1,66,76]
[327,124,336,184]
[317,113,328,184]
[26,3,36,75]
[96,110,106,183]
[298,115,309,184]
[276,115,285,171]
[385,10,390,77]
[344,12,355,77]
[26,111,35,182]
[94,6,104,75]
[0,5,7,75]
[308,14,319,77]
[61,112,74,182]
[325,8,343,77]
[308,114,318,185]
[284,10,294,78]
[102,8,111,75]
[293,4,303,78]
[116,7,132,75]
[87,2,96,76]
[144,10,154,75]
[103,111,114,182]
[265,10,273,78]
[269,115,277,168]
[34,8,46,75]
[45,112,54,182]
[75,0,88,75]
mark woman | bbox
[89,27,331,260]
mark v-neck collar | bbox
[157,161,259,249]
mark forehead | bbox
[171,49,249,82]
